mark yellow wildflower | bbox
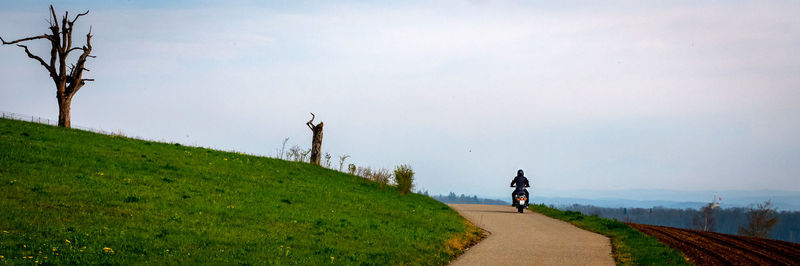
[65,239,71,244]
[103,247,114,254]
[52,248,56,252]
[0,255,4,259]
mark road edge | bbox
[529,204,690,265]
[444,205,490,263]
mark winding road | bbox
[448,204,615,266]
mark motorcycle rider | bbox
[510,169,530,206]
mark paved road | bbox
[448,204,615,266]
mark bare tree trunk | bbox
[57,93,71,127]
[306,113,324,165]
[310,125,323,164]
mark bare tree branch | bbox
[66,46,84,55]
[49,5,59,28]
[67,64,90,78]
[48,28,58,74]
[63,11,88,56]
[70,10,89,25]
[67,29,93,96]
[16,44,55,77]
[1,35,51,45]
[61,12,68,49]
[306,112,316,130]
[65,15,73,52]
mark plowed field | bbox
[628,223,800,265]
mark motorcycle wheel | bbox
[517,206,524,213]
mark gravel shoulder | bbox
[449,204,615,266]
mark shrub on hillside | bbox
[393,164,414,195]
[356,166,372,180]
[288,145,302,161]
[323,152,333,168]
[372,168,392,190]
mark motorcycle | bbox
[511,185,530,213]
[513,192,528,213]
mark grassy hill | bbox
[0,118,482,264]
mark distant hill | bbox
[432,192,509,205]
[533,197,709,210]
[0,118,480,264]
[532,189,800,211]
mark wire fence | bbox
[0,110,117,135]
[0,110,271,158]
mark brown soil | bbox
[628,223,800,265]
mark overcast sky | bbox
[1,1,798,200]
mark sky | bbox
[1,1,799,201]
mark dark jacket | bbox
[510,174,530,191]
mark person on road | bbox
[510,169,530,206]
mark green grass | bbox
[0,118,482,265]
[529,204,690,265]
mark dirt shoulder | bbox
[448,204,615,266]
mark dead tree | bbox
[306,113,324,165]
[0,5,94,128]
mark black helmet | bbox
[517,169,524,176]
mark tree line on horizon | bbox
[430,192,508,205]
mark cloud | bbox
[1,1,799,197]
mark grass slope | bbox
[0,118,481,265]
[529,204,690,265]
